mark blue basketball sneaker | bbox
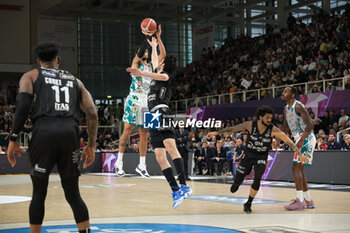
[172,189,185,209]
[180,185,193,198]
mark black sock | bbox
[79,229,90,233]
[246,195,254,204]
[162,167,179,192]
[173,158,186,185]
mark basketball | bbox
[141,18,157,35]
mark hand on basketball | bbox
[126,67,143,77]
[156,24,162,38]
[81,145,95,168]
[147,37,158,48]
[206,131,218,138]
[6,141,23,167]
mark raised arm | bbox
[148,37,159,71]
[156,25,166,62]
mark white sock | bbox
[139,156,146,169]
[296,190,304,202]
[304,191,312,201]
[116,153,123,167]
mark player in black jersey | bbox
[126,37,192,209]
[208,106,306,213]
[7,42,98,233]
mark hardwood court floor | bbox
[1,174,350,232]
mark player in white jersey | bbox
[281,86,316,210]
[115,25,166,178]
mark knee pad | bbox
[29,176,49,224]
[230,183,239,193]
[61,177,89,223]
[251,178,261,191]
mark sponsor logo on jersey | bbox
[262,138,271,143]
[59,73,75,80]
[257,159,267,165]
[55,103,70,111]
[42,70,57,78]
[34,164,46,174]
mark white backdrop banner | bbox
[193,23,215,61]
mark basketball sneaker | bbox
[135,166,151,179]
[180,185,193,198]
[284,199,305,210]
[172,189,185,209]
[243,202,252,213]
[115,166,125,177]
[304,200,315,209]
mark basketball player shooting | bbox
[114,19,166,178]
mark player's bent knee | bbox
[251,179,261,190]
[230,183,239,193]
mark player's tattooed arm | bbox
[207,121,251,138]
[78,79,98,148]
[272,126,308,163]
[272,126,296,151]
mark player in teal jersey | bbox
[115,25,166,178]
[282,86,316,210]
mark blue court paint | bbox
[0,223,242,233]
[188,195,287,205]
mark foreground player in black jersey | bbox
[126,38,192,209]
[7,42,98,233]
[207,106,306,213]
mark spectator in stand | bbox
[96,134,105,150]
[232,138,245,177]
[329,109,339,126]
[79,137,87,149]
[202,141,214,175]
[338,108,349,125]
[339,120,349,132]
[327,133,342,150]
[210,142,227,175]
[314,118,323,134]
[342,134,350,150]
[316,136,328,150]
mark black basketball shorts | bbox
[149,128,175,149]
[29,117,81,178]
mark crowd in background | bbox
[172,5,350,104]
[1,7,350,159]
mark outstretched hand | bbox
[147,36,158,48]
[7,141,24,167]
[156,24,162,38]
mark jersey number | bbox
[51,86,70,103]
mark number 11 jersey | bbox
[31,67,81,123]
